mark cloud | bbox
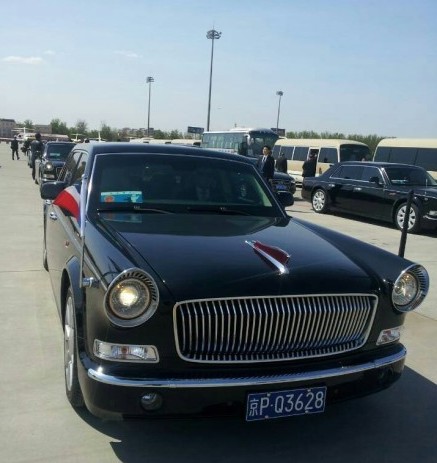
[114,50,141,59]
[2,56,44,64]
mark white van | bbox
[373,138,437,179]
[273,138,371,184]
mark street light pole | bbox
[146,76,154,136]
[206,29,221,131]
[276,90,283,133]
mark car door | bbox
[348,166,387,220]
[45,150,87,309]
[328,164,365,212]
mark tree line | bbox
[17,119,385,152]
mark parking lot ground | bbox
[0,145,436,463]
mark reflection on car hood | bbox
[99,214,376,301]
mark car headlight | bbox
[45,162,54,171]
[392,264,429,312]
[104,268,159,327]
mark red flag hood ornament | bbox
[245,240,290,275]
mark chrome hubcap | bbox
[398,206,416,230]
[313,191,325,211]
[64,295,75,392]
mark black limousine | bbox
[35,141,76,187]
[301,161,437,233]
[40,143,429,420]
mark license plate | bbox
[275,184,288,191]
[246,386,326,421]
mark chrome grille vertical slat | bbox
[174,294,377,363]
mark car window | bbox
[46,144,75,160]
[385,167,437,186]
[60,150,87,185]
[361,166,384,183]
[333,165,364,180]
[319,147,337,164]
[89,154,279,216]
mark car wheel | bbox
[395,203,420,233]
[64,288,84,408]
[312,189,328,213]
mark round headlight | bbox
[105,269,159,327]
[392,264,429,312]
[45,162,54,171]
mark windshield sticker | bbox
[101,191,143,203]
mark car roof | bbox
[75,142,254,164]
[337,161,425,170]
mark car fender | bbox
[62,257,85,335]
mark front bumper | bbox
[78,344,407,420]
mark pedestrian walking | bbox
[11,136,20,160]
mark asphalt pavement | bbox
[0,143,436,463]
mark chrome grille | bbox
[174,294,377,363]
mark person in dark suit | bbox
[11,136,20,160]
[275,152,287,173]
[257,145,275,183]
[302,151,318,178]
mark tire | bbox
[312,189,329,213]
[64,288,84,408]
[395,203,421,233]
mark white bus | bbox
[201,127,279,157]
[273,138,371,184]
[373,138,437,179]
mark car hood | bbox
[98,213,377,301]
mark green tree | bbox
[23,119,34,129]
[75,119,88,136]
[50,118,69,135]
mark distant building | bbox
[0,118,16,138]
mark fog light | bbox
[377,327,402,345]
[94,340,159,363]
[428,210,437,217]
[141,392,163,410]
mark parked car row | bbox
[301,161,437,234]
[39,142,428,421]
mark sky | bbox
[1,0,436,137]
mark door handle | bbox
[353,187,362,192]
[49,212,58,221]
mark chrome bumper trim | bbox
[87,348,406,389]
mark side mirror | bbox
[276,191,294,207]
[40,181,67,200]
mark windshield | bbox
[385,167,437,186]
[89,153,281,217]
[339,144,371,162]
[46,143,75,160]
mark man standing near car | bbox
[302,150,318,178]
[11,136,20,160]
[258,145,275,183]
[30,132,44,181]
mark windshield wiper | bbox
[186,206,252,216]
[97,205,174,214]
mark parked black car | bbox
[301,161,437,233]
[40,144,428,420]
[35,141,76,187]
